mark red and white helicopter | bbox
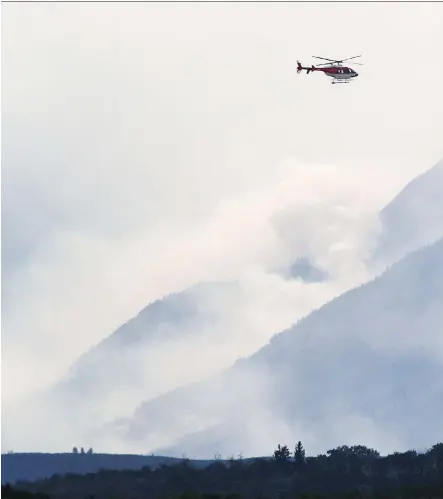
[297,55,363,84]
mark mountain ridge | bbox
[372,158,443,267]
[99,237,443,458]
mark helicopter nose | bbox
[354,72,358,77]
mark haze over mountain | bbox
[90,237,443,458]
[3,1,443,459]
[4,159,443,454]
[4,154,394,453]
[2,264,362,453]
[372,158,443,267]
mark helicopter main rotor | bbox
[312,55,363,67]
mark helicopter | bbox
[297,55,363,84]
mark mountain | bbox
[53,260,332,422]
[5,246,366,454]
[8,160,442,455]
[60,281,240,404]
[372,158,443,267]
[5,272,332,452]
[97,238,443,458]
[2,281,246,450]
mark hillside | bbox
[0,453,184,485]
[8,443,443,499]
[372,158,443,267]
[1,452,230,485]
[96,238,443,458]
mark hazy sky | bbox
[2,2,443,415]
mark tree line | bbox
[72,447,94,455]
[9,441,443,499]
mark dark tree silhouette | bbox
[429,442,443,468]
[294,441,306,469]
[273,444,290,462]
[326,445,379,459]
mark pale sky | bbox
[2,1,443,445]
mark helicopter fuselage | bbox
[297,59,360,83]
[319,65,358,80]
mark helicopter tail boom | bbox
[297,61,316,74]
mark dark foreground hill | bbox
[8,442,443,499]
[1,453,215,485]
